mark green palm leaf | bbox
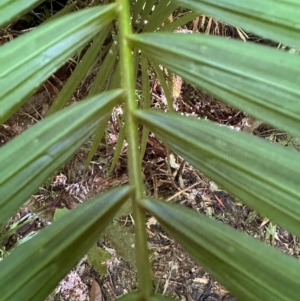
[0,186,131,301]
[128,33,300,138]
[134,110,300,238]
[0,90,124,223]
[0,0,44,27]
[142,198,300,301]
[173,0,300,48]
[0,4,117,124]
[47,25,112,116]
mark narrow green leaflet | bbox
[0,186,131,301]
[128,33,300,138]
[139,55,151,162]
[108,122,126,175]
[141,198,300,301]
[0,0,44,27]
[43,2,77,24]
[159,11,199,32]
[0,89,124,223]
[84,42,120,168]
[109,60,121,89]
[133,110,300,238]
[173,0,300,48]
[88,41,119,97]
[84,113,111,171]
[47,25,112,116]
[136,0,157,32]
[132,0,147,25]
[143,1,177,32]
[0,4,117,124]
[151,61,174,112]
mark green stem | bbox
[116,0,152,296]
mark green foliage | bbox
[87,244,112,276]
[142,198,300,301]
[1,90,124,222]
[0,0,45,27]
[133,111,300,238]
[102,222,136,269]
[53,208,70,221]
[1,1,300,301]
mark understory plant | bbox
[1,1,300,301]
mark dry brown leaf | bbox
[90,280,103,301]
